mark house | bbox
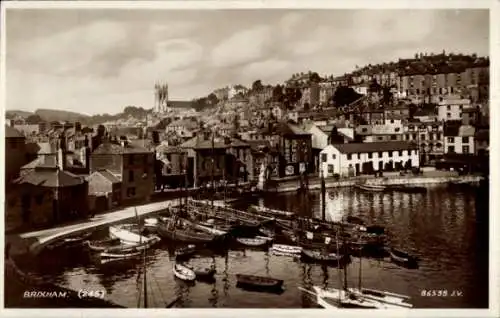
[260,122,312,177]
[356,124,405,143]
[413,108,437,123]
[90,140,155,204]
[404,121,444,163]
[320,141,419,177]
[7,165,88,229]
[5,126,29,185]
[155,144,190,188]
[444,124,475,155]
[437,98,472,121]
[165,118,199,139]
[461,106,481,126]
[180,134,252,187]
[247,140,279,181]
[87,169,122,212]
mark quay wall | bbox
[274,175,483,193]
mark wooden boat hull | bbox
[236,237,269,247]
[109,225,152,245]
[157,224,216,243]
[312,286,388,309]
[389,249,419,268]
[173,264,196,281]
[87,238,122,252]
[301,249,349,263]
[355,184,387,192]
[347,288,413,308]
[235,274,283,290]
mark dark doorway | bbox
[355,163,360,175]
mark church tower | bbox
[154,81,168,113]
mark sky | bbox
[5,8,490,115]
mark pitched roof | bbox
[92,141,152,155]
[14,166,85,188]
[331,141,418,154]
[5,125,24,138]
[94,169,121,183]
[261,122,310,136]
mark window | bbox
[127,187,136,197]
[361,128,368,133]
[331,154,336,160]
[129,155,134,165]
[447,105,451,110]
[413,134,417,140]
[347,154,352,160]
[390,135,397,140]
[327,164,334,174]
[447,137,454,143]
[463,146,470,154]
[388,151,392,158]
[448,146,455,153]
[447,113,451,118]
[378,136,384,141]
[395,127,400,132]
[420,134,426,141]
[321,153,327,162]
[398,150,403,156]
[437,133,441,140]
[128,170,134,182]
[378,151,383,157]
[390,119,395,124]
[462,137,469,143]
[368,152,373,159]
[357,154,360,160]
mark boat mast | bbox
[211,129,215,211]
[321,170,326,221]
[342,225,348,291]
[358,247,362,291]
[335,228,341,303]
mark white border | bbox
[1,1,498,318]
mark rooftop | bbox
[14,166,85,188]
[93,169,121,183]
[328,141,418,154]
[92,141,152,155]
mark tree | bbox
[332,86,363,107]
[26,114,43,124]
[310,72,321,83]
[207,93,219,106]
[252,80,264,92]
[382,86,393,105]
[272,85,284,102]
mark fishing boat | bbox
[109,224,157,245]
[173,263,196,281]
[157,219,217,243]
[100,249,142,264]
[389,248,419,268]
[46,232,93,250]
[235,274,283,290]
[301,248,348,263]
[271,244,302,254]
[249,205,295,218]
[174,244,197,258]
[86,238,122,252]
[144,218,159,229]
[355,183,387,192]
[236,237,269,247]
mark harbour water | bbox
[21,183,488,308]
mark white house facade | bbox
[444,125,475,154]
[320,141,420,177]
[437,98,471,122]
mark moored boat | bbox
[173,263,196,281]
[347,287,413,308]
[86,238,122,252]
[109,224,156,245]
[389,248,419,268]
[301,248,348,263]
[312,286,390,309]
[249,205,295,218]
[271,244,302,254]
[157,220,217,244]
[186,263,216,279]
[100,249,142,264]
[236,237,269,247]
[355,183,387,192]
[235,274,283,290]
[174,244,197,258]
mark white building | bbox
[320,141,420,177]
[437,98,472,122]
[444,124,475,154]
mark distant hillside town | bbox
[5,51,489,231]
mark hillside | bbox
[5,110,34,119]
[35,109,90,123]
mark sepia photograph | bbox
[1,0,497,316]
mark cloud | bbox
[210,25,273,68]
[279,12,304,38]
[240,59,290,83]
[292,40,325,56]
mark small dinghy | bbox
[236,237,269,247]
[186,264,216,279]
[173,263,196,281]
[389,248,419,268]
[174,244,197,258]
[87,238,121,252]
[355,183,386,192]
[236,274,284,291]
[271,244,302,255]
